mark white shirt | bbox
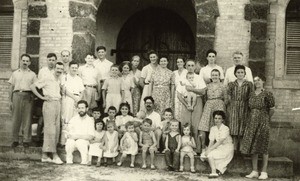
[38,67,54,80]
[223,65,253,85]
[146,111,162,129]
[141,64,155,84]
[199,65,224,84]
[177,73,206,97]
[8,69,37,91]
[61,74,85,95]
[209,124,233,145]
[173,69,188,90]
[35,73,62,100]
[68,114,95,136]
[94,58,113,80]
[78,64,101,85]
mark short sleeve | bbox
[218,66,225,80]
[102,79,108,90]
[208,127,216,141]
[265,91,275,109]
[7,74,14,85]
[141,66,148,79]
[35,79,46,89]
[195,75,206,89]
[219,126,230,140]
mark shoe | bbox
[150,165,156,170]
[258,172,268,180]
[117,162,122,166]
[191,167,196,173]
[245,171,259,178]
[66,161,73,164]
[80,161,88,165]
[23,142,30,148]
[11,142,19,148]
[167,166,174,171]
[52,157,63,165]
[130,163,134,168]
[96,162,101,167]
[179,166,183,172]
[87,161,92,166]
[142,164,146,169]
[208,173,219,178]
[41,157,53,163]
[103,162,108,167]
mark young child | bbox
[88,120,105,167]
[164,120,181,171]
[132,110,145,136]
[161,108,174,144]
[179,123,196,173]
[103,121,119,165]
[180,72,197,111]
[102,64,125,113]
[117,121,138,167]
[139,118,157,169]
[115,103,134,138]
[103,106,117,125]
[92,107,102,121]
[120,62,135,110]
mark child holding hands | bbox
[139,118,157,169]
[117,121,138,167]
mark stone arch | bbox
[70,0,219,63]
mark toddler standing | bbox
[88,120,105,167]
[103,121,119,165]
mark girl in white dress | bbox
[115,103,134,138]
[179,123,196,173]
[103,121,119,165]
[120,62,134,110]
[117,121,138,167]
[88,120,105,167]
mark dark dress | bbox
[241,90,275,154]
[165,133,180,169]
[227,80,253,136]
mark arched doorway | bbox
[114,7,195,70]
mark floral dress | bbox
[198,82,226,132]
[227,80,253,136]
[241,90,275,154]
[151,67,174,115]
[130,70,141,116]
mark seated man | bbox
[65,100,95,164]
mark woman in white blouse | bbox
[203,110,234,178]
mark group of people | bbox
[8,46,275,179]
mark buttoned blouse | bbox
[8,69,37,91]
[209,124,233,145]
[61,74,85,95]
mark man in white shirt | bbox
[94,46,113,82]
[144,96,162,151]
[223,51,253,85]
[65,100,95,164]
[38,53,57,80]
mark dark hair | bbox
[182,123,192,136]
[144,96,155,103]
[212,110,226,120]
[119,62,132,72]
[107,106,117,113]
[159,56,168,64]
[147,50,158,57]
[86,52,96,59]
[69,61,79,67]
[234,64,246,77]
[92,107,102,113]
[77,100,88,108]
[163,108,173,115]
[111,64,119,69]
[206,49,217,57]
[96,46,106,52]
[47,53,57,60]
[125,121,135,129]
[117,102,133,116]
[143,118,152,125]
[21,54,31,60]
[55,62,64,67]
[211,69,220,76]
[95,120,105,130]
[255,74,266,82]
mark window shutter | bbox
[286,21,300,75]
[0,13,13,69]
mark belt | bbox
[13,90,32,93]
[144,82,150,85]
[84,85,97,88]
[73,93,80,96]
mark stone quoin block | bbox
[196,37,215,64]
[27,20,40,35]
[26,37,40,55]
[250,0,268,4]
[251,21,267,40]
[29,57,39,75]
[72,34,95,64]
[197,18,216,35]
[194,0,210,4]
[73,18,96,35]
[28,5,47,18]
[196,0,220,18]
[249,40,266,59]
[249,61,265,78]
[245,4,269,21]
[69,1,97,18]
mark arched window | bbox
[286,0,300,75]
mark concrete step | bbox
[0,146,293,178]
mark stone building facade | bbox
[0,0,300,168]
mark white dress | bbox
[103,131,119,158]
[122,74,134,110]
[89,130,105,157]
[180,135,194,154]
[122,132,138,155]
[140,64,155,111]
[207,124,234,174]
[173,69,188,120]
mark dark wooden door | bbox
[113,8,195,70]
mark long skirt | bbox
[132,87,141,116]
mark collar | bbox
[18,68,31,72]
[85,64,95,68]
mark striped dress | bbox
[226,80,253,136]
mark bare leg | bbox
[88,155,92,162]
[150,150,155,166]
[118,153,127,164]
[188,153,195,169]
[142,150,147,166]
[180,152,185,168]
[261,154,268,172]
[208,156,217,174]
[251,154,258,171]
[199,130,206,152]
[131,155,135,165]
